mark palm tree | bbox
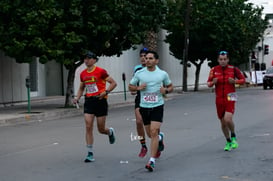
[144,30,158,51]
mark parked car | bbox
[263,66,273,89]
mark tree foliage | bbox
[0,0,167,64]
[164,0,268,90]
[0,0,167,106]
[165,0,268,65]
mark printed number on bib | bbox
[143,93,158,103]
[86,84,98,94]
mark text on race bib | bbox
[86,84,98,94]
[143,93,159,103]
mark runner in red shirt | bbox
[131,48,148,158]
[207,51,245,151]
[73,51,117,162]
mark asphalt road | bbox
[0,87,273,181]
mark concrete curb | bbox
[0,88,207,127]
[0,108,83,127]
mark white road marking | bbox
[249,133,270,137]
[0,142,59,158]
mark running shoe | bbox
[109,127,115,144]
[84,152,95,162]
[154,150,161,158]
[138,147,148,158]
[224,142,232,151]
[158,132,165,152]
[231,137,239,149]
[145,161,155,172]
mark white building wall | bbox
[45,61,63,96]
[37,59,46,97]
[74,30,211,93]
[263,36,273,68]
[157,30,211,88]
[157,30,183,87]
[255,22,273,69]
[1,31,212,104]
[0,52,29,103]
[0,54,64,104]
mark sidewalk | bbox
[0,91,182,127]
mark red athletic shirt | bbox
[80,66,109,97]
[207,65,245,102]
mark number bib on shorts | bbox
[227,92,238,101]
[143,93,159,103]
[86,84,99,94]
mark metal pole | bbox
[25,76,31,113]
[123,81,127,101]
[27,87,31,113]
[249,54,252,81]
[122,73,126,101]
[182,0,191,92]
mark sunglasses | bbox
[219,51,228,55]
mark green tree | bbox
[164,0,267,91]
[0,0,167,106]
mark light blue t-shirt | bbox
[133,64,144,74]
[130,66,172,108]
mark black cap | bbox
[84,51,97,59]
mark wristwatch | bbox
[105,90,110,95]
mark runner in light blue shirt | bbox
[130,66,172,108]
[129,50,173,172]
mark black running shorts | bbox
[139,105,164,125]
[84,97,108,117]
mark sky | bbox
[247,0,273,14]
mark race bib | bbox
[227,92,238,101]
[143,93,158,103]
[86,84,98,94]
